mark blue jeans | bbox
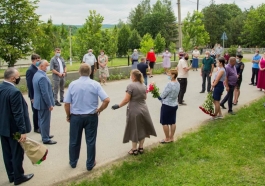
[144,75,147,86]
[69,114,98,170]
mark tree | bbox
[0,0,40,66]
[74,10,104,61]
[117,24,131,56]
[241,4,265,47]
[182,11,210,51]
[99,28,118,60]
[140,33,154,55]
[154,33,166,54]
[128,29,141,50]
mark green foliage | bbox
[117,25,131,56]
[169,42,176,53]
[99,28,118,60]
[140,33,154,55]
[182,11,210,51]
[74,97,265,186]
[128,29,141,50]
[0,0,40,67]
[227,45,237,57]
[18,85,28,93]
[241,4,265,47]
[74,10,104,61]
[154,33,166,54]
[64,80,72,88]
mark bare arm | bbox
[118,93,131,108]
[96,97,110,115]
[64,103,71,122]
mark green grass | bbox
[72,98,265,186]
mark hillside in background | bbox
[68,24,115,29]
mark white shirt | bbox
[83,53,97,66]
[4,80,15,86]
[57,58,64,73]
[192,50,200,58]
[177,58,189,78]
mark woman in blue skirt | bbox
[158,69,180,143]
[192,46,200,71]
[210,57,227,120]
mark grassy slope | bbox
[73,98,265,186]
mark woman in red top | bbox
[224,52,230,64]
[146,48,156,78]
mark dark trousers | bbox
[69,114,98,170]
[202,71,212,92]
[30,102,39,131]
[1,135,24,182]
[38,109,51,142]
[251,68,259,84]
[177,78,187,104]
[220,84,235,112]
[90,65,95,79]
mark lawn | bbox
[72,98,265,185]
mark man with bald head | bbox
[64,63,110,171]
[83,49,97,79]
[220,57,238,115]
[0,68,34,185]
[200,51,215,93]
[33,60,56,144]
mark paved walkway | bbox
[0,62,263,186]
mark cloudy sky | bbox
[36,0,260,25]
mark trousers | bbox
[220,84,235,112]
[201,70,211,92]
[177,78,187,104]
[53,77,65,102]
[69,114,98,170]
[1,135,24,182]
[30,102,39,130]
[251,68,259,84]
[38,109,51,142]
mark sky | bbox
[35,0,260,25]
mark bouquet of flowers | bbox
[199,91,215,116]
[147,83,160,98]
[13,132,48,165]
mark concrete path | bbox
[0,62,263,186]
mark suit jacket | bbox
[50,56,66,81]
[26,64,38,100]
[0,82,31,137]
[33,70,55,110]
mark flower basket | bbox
[199,91,215,116]
[13,132,48,165]
[146,83,159,98]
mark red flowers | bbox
[199,91,215,116]
[149,84,154,91]
[147,83,159,98]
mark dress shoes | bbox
[55,101,62,106]
[60,100,64,103]
[199,91,205,93]
[249,83,254,85]
[34,129,40,133]
[14,174,34,185]
[49,135,54,139]
[220,104,227,109]
[228,111,236,115]
[43,140,57,145]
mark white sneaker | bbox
[217,115,224,119]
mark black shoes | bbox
[228,111,236,115]
[43,140,57,145]
[179,103,187,106]
[200,91,205,93]
[254,83,257,86]
[34,129,40,133]
[55,101,61,106]
[49,135,54,139]
[14,174,34,185]
[249,83,256,86]
[60,100,64,103]
[220,104,227,109]
[249,83,254,85]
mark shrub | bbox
[227,45,237,57]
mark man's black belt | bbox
[71,113,97,116]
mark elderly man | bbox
[26,54,41,133]
[64,63,110,171]
[0,68,34,185]
[83,49,97,79]
[220,57,238,115]
[200,51,215,93]
[50,48,67,106]
[33,60,56,144]
[177,53,191,105]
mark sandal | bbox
[138,148,144,154]
[128,149,138,156]
[159,139,172,144]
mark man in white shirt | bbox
[50,48,67,106]
[215,44,223,59]
[176,53,191,105]
[83,49,97,79]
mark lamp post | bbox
[177,0,182,48]
[69,26,72,66]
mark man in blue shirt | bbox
[64,63,110,171]
[250,50,261,86]
[137,57,150,86]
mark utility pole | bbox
[69,26,72,66]
[197,0,199,11]
[177,0,182,49]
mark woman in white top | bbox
[192,46,200,71]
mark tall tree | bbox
[182,11,210,51]
[117,24,131,56]
[140,33,154,55]
[74,10,104,61]
[154,33,166,54]
[0,0,40,66]
[128,29,141,50]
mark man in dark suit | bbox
[33,60,57,145]
[26,54,41,133]
[0,68,34,185]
